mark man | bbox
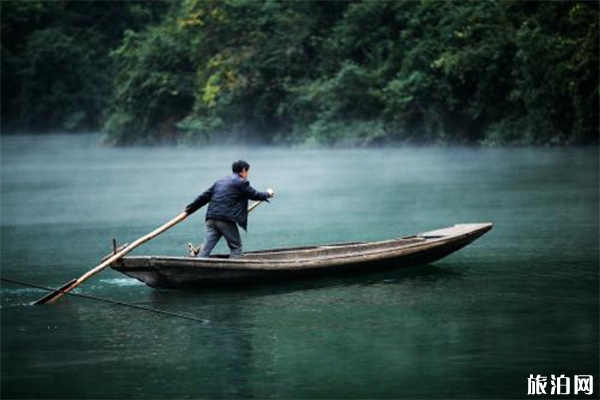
[185,160,274,258]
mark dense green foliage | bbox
[2,0,598,146]
[1,0,169,132]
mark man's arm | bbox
[241,181,273,201]
[185,185,213,214]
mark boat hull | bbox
[111,223,492,289]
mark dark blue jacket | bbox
[185,174,270,230]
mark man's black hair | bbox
[232,160,250,173]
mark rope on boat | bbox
[0,277,209,324]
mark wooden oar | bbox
[33,211,189,305]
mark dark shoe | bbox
[187,243,200,257]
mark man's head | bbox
[232,160,250,179]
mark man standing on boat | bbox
[185,160,274,258]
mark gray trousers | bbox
[199,219,243,258]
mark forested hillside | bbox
[2,0,598,146]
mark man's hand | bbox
[267,188,275,198]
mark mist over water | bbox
[1,134,598,399]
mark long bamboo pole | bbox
[35,188,274,305]
[34,211,189,305]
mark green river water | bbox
[1,134,598,399]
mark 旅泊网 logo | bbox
[528,375,594,395]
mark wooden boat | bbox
[110,223,492,289]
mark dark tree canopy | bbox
[2,0,598,146]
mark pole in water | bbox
[32,279,78,305]
[2,277,209,324]
[33,211,189,305]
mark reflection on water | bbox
[1,134,598,399]
[96,278,145,287]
